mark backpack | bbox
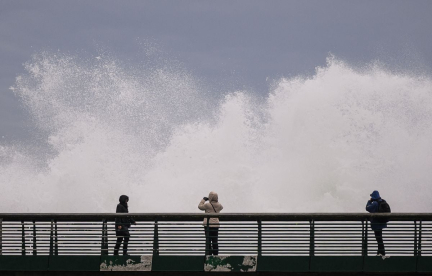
[378,199,391,213]
[377,199,391,223]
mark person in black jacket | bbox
[114,195,135,255]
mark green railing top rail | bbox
[1,213,432,221]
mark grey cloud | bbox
[1,0,432,142]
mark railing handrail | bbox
[1,213,432,221]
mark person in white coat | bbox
[198,191,223,255]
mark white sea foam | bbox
[1,54,431,213]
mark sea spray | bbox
[1,54,431,213]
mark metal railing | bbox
[0,213,431,256]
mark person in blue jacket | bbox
[366,190,387,256]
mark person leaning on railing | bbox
[198,191,223,255]
[366,190,391,257]
[114,195,136,256]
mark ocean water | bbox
[1,53,431,213]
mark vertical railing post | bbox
[0,218,2,255]
[33,220,37,255]
[257,220,262,257]
[362,219,368,257]
[153,220,159,257]
[418,221,422,257]
[309,219,314,257]
[101,219,108,255]
[414,221,418,257]
[49,220,54,255]
[54,220,58,255]
[365,220,368,256]
[362,220,365,256]
[21,221,25,256]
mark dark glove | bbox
[203,197,209,201]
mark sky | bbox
[1,0,432,143]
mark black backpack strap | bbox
[376,200,382,212]
[209,202,217,213]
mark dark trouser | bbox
[204,226,219,255]
[374,230,385,256]
[114,227,130,255]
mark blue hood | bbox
[370,190,381,200]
